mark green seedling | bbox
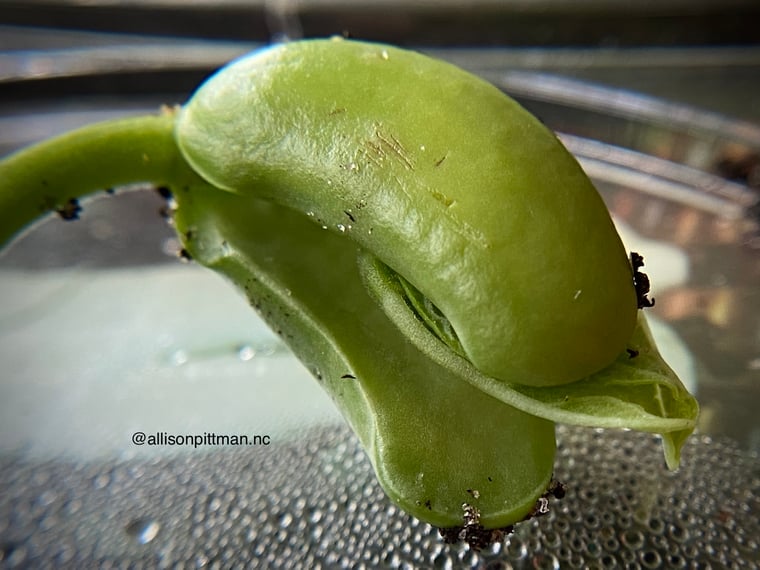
[0,38,697,546]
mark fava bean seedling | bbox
[0,38,698,547]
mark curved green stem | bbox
[0,112,198,246]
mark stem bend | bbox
[0,112,196,246]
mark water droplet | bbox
[432,549,453,569]
[55,544,76,565]
[381,49,389,60]
[308,508,324,524]
[258,342,279,357]
[208,497,222,512]
[530,552,560,569]
[1,543,26,568]
[169,349,188,366]
[37,489,58,507]
[621,529,645,550]
[125,518,160,544]
[505,535,528,560]
[161,237,181,257]
[639,549,662,568]
[668,522,690,543]
[237,345,255,361]
[337,224,346,233]
[93,473,111,490]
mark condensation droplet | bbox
[2,543,26,568]
[639,549,662,568]
[168,349,188,366]
[125,518,160,545]
[308,508,323,524]
[505,536,528,561]
[208,497,222,512]
[37,489,58,507]
[530,552,560,569]
[258,342,279,357]
[161,237,181,257]
[621,529,645,550]
[1,423,756,567]
[237,345,255,361]
[279,513,293,528]
[432,549,453,569]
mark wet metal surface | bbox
[0,425,757,568]
[1,23,759,569]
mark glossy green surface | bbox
[176,38,638,387]
[0,38,697,531]
[171,185,557,528]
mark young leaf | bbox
[360,256,698,469]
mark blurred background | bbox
[0,2,759,568]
